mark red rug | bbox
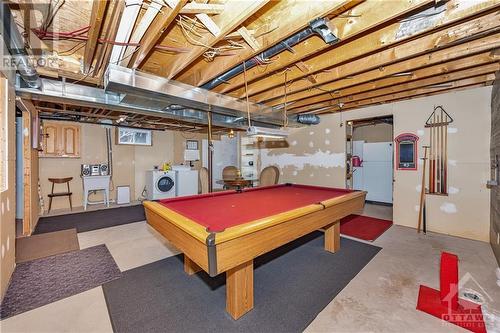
[340,214,393,241]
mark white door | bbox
[202,135,239,189]
[362,142,393,203]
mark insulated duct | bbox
[201,18,339,90]
[0,3,41,88]
[15,75,293,129]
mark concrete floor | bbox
[2,204,499,333]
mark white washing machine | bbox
[145,170,176,200]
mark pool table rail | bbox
[144,190,366,277]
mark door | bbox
[43,124,58,155]
[202,135,238,189]
[362,142,393,203]
[490,74,500,265]
[61,125,79,156]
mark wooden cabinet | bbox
[40,122,80,158]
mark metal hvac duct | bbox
[104,64,295,127]
[201,18,339,90]
[0,3,41,88]
[15,75,291,129]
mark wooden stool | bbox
[48,177,73,212]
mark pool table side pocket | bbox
[215,204,323,244]
[215,194,366,274]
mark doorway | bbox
[350,115,394,220]
[202,135,239,190]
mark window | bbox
[116,127,152,146]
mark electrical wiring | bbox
[58,41,86,56]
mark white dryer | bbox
[146,170,176,200]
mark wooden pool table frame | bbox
[144,188,366,320]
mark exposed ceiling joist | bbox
[129,0,188,69]
[294,62,499,114]
[180,3,225,15]
[224,0,500,99]
[174,0,354,86]
[163,0,269,79]
[83,0,108,72]
[256,8,500,105]
[119,0,164,67]
[327,74,495,113]
[94,0,125,80]
[213,0,439,94]
[288,50,499,113]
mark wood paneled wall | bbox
[490,72,500,266]
[19,100,40,235]
[0,78,16,301]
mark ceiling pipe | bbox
[201,17,339,91]
[0,2,41,88]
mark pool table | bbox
[143,183,366,319]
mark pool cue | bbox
[444,115,448,193]
[432,112,436,193]
[429,117,434,193]
[441,108,446,194]
[423,197,427,234]
[418,146,429,233]
[437,111,441,193]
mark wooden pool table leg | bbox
[184,254,201,275]
[226,260,254,320]
[324,220,340,253]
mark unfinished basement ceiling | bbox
[7,0,500,131]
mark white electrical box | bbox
[116,186,130,205]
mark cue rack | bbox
[425,106,453,195]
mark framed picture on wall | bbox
[116,127,152,146]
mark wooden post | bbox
[226,260,254,320]
[207,106,213,193]
[418,146,429,233]
[184,255,202,275]
[324,221,340,253]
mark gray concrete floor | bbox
[2,204,499,332]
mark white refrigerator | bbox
[361,142,393,204]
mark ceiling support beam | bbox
[312,68,498,114]
[281,33,500,110]
[164,0,269,79]
[213,0,439,94]
[83,0,109,73]
[94,0,125,81]
[130,0,188,68]
[120,0,164,67]
[225,0,500,99]
[325,74,495,114]
[255,9,500,104]
[174,0,354,86]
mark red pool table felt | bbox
[159,184,354,232]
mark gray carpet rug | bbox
[34,205,145,234]
[103,232,381,333]
[0,244,121,319]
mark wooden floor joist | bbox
[223,0,500,100]
[288,50,500,113]
[257,10,500,106]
